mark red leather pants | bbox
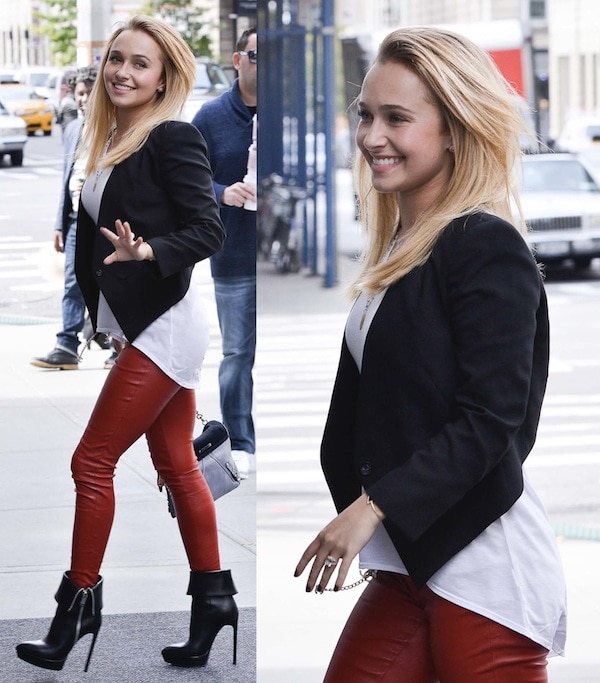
[324,572,549,683]
[69,345,220,588]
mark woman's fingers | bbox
[294,495,382,593]
[100,220,146,264]
[295,536,346,593]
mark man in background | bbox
[192,27,257,478]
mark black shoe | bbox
[31,348,79,370]
[103,350,119,369]
[86,333,111,351]
[162,570,238,667]
[83,316,111,350]
[16,573,103,672]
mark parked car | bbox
[180,58,231,122]
[0,98,27,166]
[554,113,600,153]
[518,153,600,268]
[0,84,53,135]
[0,70,20,84]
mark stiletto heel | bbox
[232,614,238,665]
[84,629,100,672]
[162,570,239,667]
[16,573,103,672]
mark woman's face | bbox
[356,61,454,207]
[103,29,165,119]
[74,81,92,113]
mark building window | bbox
[580,54,587,109]
[530,0,546,19]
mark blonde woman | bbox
[295,27,566,682]
[17,16,238,672]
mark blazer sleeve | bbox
[368,216,548,542]
[146,121,225,278]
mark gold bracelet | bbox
[367,495,384,521]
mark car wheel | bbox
[10,150,23,166]
[43,129,52,136]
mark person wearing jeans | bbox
[31,65,116,370]
[213,275,256,456]
[192,27,257,479]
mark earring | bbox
[448,144,455,154]
[158,87,164,93]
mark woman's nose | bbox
[361,120,386,150]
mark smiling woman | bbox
[295,26,566,683]
[15,15,239,676]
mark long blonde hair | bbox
[352,26,529,297]
[80,15,196,176]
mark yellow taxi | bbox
[0,84,53,136]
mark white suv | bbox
[0,98,27,166]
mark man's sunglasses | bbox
[238,50,257,64]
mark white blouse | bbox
[80,167,209,389]
[346,289,567,656]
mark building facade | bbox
[547,0,600,140]
[0,0,230,69]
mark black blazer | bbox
[320,213,549,588]
[75,120,225,342]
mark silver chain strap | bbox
[320,569,377,592]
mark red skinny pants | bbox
[324,572,549,683]
[69,345,219,588]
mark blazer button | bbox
[95,268,103,276]
[359,462,372,477]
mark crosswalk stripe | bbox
[256,291,600,490]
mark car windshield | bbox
[521,159,600,193]
[0,86,42,101]
[30,73,51,86]
[192,63,230,93]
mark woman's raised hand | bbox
[100,219,154,264]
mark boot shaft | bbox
[187,569,237,597]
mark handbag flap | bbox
[193,420,230,461]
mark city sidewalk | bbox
[0,263,256,682]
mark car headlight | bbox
[583,214,600,229]
[40,105,53,114]
[14,108,26,116]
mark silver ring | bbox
[324,555,338,568]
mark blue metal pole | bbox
[322,0,337,287]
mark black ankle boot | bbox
[16,573,103,672]
[162,570,238,667]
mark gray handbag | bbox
[163,413,241,517]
